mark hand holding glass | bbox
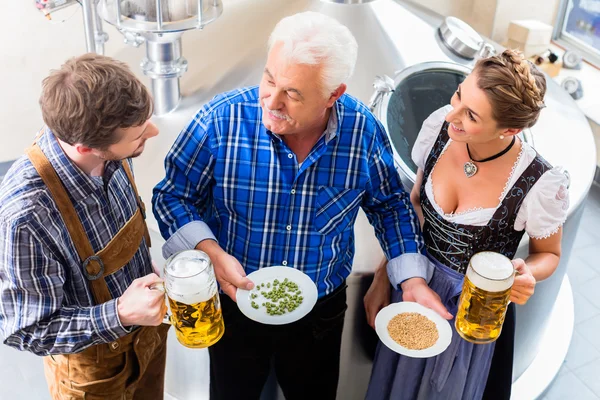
[455,252,515,344]
[151,250,225,348]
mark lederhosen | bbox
[367,122,552,400]
[26,141,169,400]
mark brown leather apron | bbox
[26,143,169,400]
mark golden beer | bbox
[167,291,224,348]
[455,252,514,344]
[162,250,225,348]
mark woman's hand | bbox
[510,258,536,305]
[364,268,391,329]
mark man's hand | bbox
[400,277,453,320]
[197,240,254,302]
[117,273,167,327]
[364,267,391,329]
[510,258,536,305]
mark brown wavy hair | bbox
[40,53,153,150]
[473,49,546,130]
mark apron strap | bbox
[26,143,148,305]
[91,209,147,278]
[25,144,96,263]
[121,160,152,248]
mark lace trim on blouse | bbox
[428,139,524,218]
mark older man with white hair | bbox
[153,11,434,400]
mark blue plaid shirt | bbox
[152,86,430,297]
[0,129,152,356]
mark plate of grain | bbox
[375,302,452,358]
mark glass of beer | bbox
[152,250,225,348]
[455,251,515,344]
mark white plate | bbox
[237,266,318,325]
[375,302,453,358]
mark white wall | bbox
[415,0,475,21]
[490,0,561,43]
[414,0,560,43]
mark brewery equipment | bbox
[34,0,223,115]
[98,0,223,115]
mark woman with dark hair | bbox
[364,49,569,400]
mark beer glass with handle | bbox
[151,250,225,348]
[455,251,515,344]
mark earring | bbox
[499,135,505,140]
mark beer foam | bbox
[467,252,514,292]
[166,253,217,304]
[167,271,216,304]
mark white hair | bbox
[268,11,358,97]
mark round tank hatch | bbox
[387,68,466,175]
[371,62,534,184]
[372,62,469,182]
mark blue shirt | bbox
[152,86,430,297]
[0,129,152,356]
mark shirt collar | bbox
[37,128,121,204]
[324,102,340,143]
[264,100,342,144]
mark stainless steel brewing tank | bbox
[126,0,596,399]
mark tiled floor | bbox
[541,182,600,400]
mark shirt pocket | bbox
[314,186,364,236]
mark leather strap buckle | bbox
[83,255,105,280]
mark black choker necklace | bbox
[464,136,516,178]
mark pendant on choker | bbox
[464,161,478,178]
[464,136,516,178]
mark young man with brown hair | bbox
[0,53,166,400]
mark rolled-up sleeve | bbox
[0,221,128,356]
[387,253,433,288]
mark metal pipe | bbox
[141,35,187,115]
[93,0,108,55]
[156,0,163,31]
[197,0,203,27]
[95,0,223,114]
[151,77,180,116]
[81,0,97,53]
[115,0,122,28]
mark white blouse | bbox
[411,105,570,239]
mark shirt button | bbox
[286,225,292,231]
[287,153,293,159]
[291,189,296,194]
[282,261,288,266]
